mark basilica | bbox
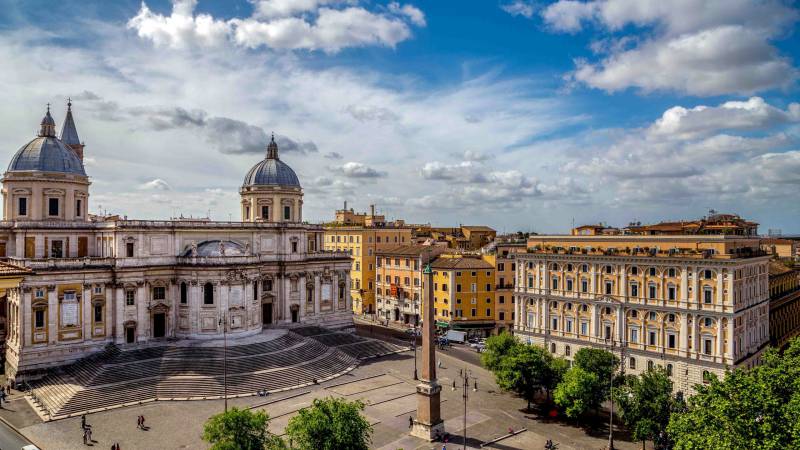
[0,103,353,379]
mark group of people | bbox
[79,413,129,448]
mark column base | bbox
[411,418,445,441]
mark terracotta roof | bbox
[761,238,795,245]
[376,245,438,257]
[768,261,794,276]
[431,257,493,270]
[461,225,495,232]
[0,262,32,276]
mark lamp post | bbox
[219,313,228,412]
[457,367,478,450]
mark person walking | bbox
[81,414,88,430]
[87,427,93,443]
[83,428,88,445]
[140,414,145,429]
[408,416,413,429]
[136,415,142,429]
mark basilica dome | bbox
[6,107,86,176]
[242,135,300,188]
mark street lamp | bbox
[457,367,478,450]
[219,313,228,412]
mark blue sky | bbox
[1,0,799,233]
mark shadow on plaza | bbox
[522,398,634,444]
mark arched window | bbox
[647,360,654,370]
[550,343,556,353]
[203,282,214,305]
[180,282,188,304]
[702,370,711,383]
[565,345,571,356]
[629,357,636,369]
[666,364,673,376]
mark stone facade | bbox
[513,235,771,394]
[0,105,353,379]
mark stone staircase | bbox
[292,326,410,360]
[26,330,360,420]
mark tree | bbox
[481,332,519,371]
[493,344,556,410]
[614,367,675,449]
[542,356,569,401]
[285,397,372,450]
[202,407,286,450]
[553,366,601,419]
[573,348,618,397]
[667,337,800,449]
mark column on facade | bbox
[332,272,339,311]
[345,271,352,312]
[115,286,124,343]
[105,284,114,339]
[47,287,58,344]
[137,282,147,341]
[83,285,92,340]
[21,290,31,347]
[716,316,724,361]
[542,263,549,294]
[620,267,627,301]
[283,276,291,322]
[690,267,699,307]
[314,273,321,315]
[726,317,735,362]
[716,270,724,308]
[191,281,200,333]
[692,314,699,357]
[727,271,735,309]
[616,306,625,343]
[590,264,597,294]
[299,274,306,320]
[680,312,689,357]
[680,267,688,307]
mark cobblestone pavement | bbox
[13,349,640,450]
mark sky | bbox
[0,0,799,234]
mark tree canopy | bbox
[493,343,565,409]
[554,366,601,419]
[615,367,677,449]
[285,397,372,450]
[481,332,519,372]
[202,407,286,450]
[573,347,619,396]
[667,339,800,449]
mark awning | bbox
[435,321,450,328]
[451,322,495,330]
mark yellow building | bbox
[483,242,526,334]
[430,254,496,338]
[324,226,412,315]
[375,245,446,325]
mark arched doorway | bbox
[290,304,299,323]
[151,304,169,339]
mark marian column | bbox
[411,252,444,441]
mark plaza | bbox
[2,331,639,450]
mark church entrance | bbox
[290,305,299,323]
[125,325,135,344]
[153,313,166,338]
[262,303,272,326]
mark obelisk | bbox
[411,252,444,441]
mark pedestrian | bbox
[136,415,142,429]
[87,427,93,443]
[83,428,88,445]
[408,416,413,429]
[81,414,87,430]
[140,414,145,429]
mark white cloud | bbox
[501,1,538,19]
[650,97,800,139]
[335,162,385,178]
[139,178,172,191]
[540,0,800,96]
[129,0,425,53]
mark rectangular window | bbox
[261,206,270,219]
[284,205,291,220]
[76,199,82,217]
[648,330,657,346]
[605,281,613,295]
[703,338,713,355]
[291,241,298,253]
[704,288,713,304]
[668,334,676,349]
[580,321,588,335]
[471,283,477,292]
[551,317,558,330]
[50,240,63,258]
[649,285,657,299]
[126,290,135,306]
[630,328,639,343]
[581,279,588,293]
[48,198,59,216]
[18,197,27,216]
[499,295,505,304]
[153,286,166,300]
[668,286,676,301]
[486,308,491,316]
[94,304,103,322]
[566,279,573,291]
[566,319,573,333]
[34,309,45,329]
[604,325,612,340]
[551,278,558,290]
[499,312,505,320]
[126,242,134,257]
[630,284,638,297]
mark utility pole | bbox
[457,367,478,450]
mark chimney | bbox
[370,204,375,217]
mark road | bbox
[0,416,36,450]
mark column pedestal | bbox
[411,381,444,441]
